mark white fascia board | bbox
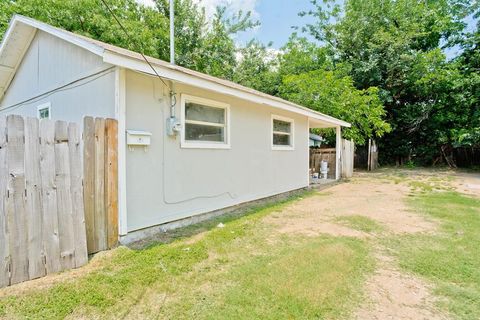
[0,18,36,101]
[0,65,14,72]
[103,51,351,128]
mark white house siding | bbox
[0,31,115,123]
[125,70,309,232]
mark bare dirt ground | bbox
[265,168,479,320]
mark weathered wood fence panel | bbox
[105,119,119,249]
[0,117,9,288]
[368,139,379,171]
[341,139,354,178]
[0,115,91,288]
[309,139,354,179]
[310,148,336,179]
[83,117,118,254]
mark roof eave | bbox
[103,50,351,128]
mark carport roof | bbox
[0,15,350,128]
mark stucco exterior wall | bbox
[125,70,309,232]
[0,31,115,123]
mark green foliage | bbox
[233,35,391,145]
[0,0,257,80]
[302,0,479,165]
[280,68,390,145]
[232,40,280,95]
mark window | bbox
[37,103,51,119]
[272,115,294,150]
[181,95,230,149]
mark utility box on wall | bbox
[126,130,152,149]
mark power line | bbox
[0,67,115,113]
[99,0,170,89]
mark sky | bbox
[137,0,477,57]
[136,0,316,49]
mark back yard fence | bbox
[0,115,118,288]
[309,139,354,179]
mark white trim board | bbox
[180,94,231,149]
[271,114,295,151]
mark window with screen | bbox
[181,95,230,148]
[272,115,294,150]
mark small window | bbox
[37,103,51,119]
[181,95,230,149]
[272,115,294,150]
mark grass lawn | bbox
[335,215,384,233]
[0,191,374,319]
[2,169,479,319]
[385,192,480,319]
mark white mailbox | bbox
[126,130,152,147]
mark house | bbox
[309,133,324,147]
[0,15,350,242]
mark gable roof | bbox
[0,15,350,128]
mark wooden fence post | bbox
[6,115,28,285]
[68,123,88,267]
[0,116,9,287]
[55,121,76,271]
[39,119,61,274]
[105,119,118,249]
[94,118,107,252]
[83,117,119,254]
[24,117,45,279]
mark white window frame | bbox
[180,94,231,149]
[271,114,295,151]
[37,102,51,119]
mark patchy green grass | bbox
[0,189,373,320]
[385,192,480,319]
[335,215,384,233]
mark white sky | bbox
[135,0,259,20]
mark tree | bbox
[280,69,390,145]
[301,0,478,165]
[0,0,258,80]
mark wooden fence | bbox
[310,148,337,179]
[341,139,354,178]
[309,139,354,179]
[83,117,118,254]
[0,115,118,288]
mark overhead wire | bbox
[99,0,171,91]
[0,67,115,113]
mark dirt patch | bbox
[451,172,480,197]
[264,171,450,320]
[354,251,448,320]
[265,176,437,238]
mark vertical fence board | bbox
[68,123,88,267]
[54,121,75,270]
[83,117,96,254]
[6,115,28,285]
[0,117,9,287]
[94,118,107,252]
[24,117,45,279]
[0,115,118,288]
[105,119,118,249]
[39,120,61,274]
